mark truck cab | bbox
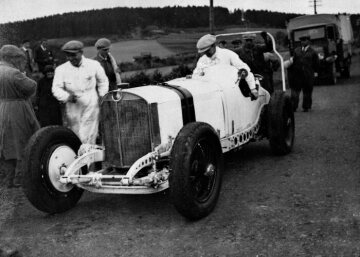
[287,14,354,84]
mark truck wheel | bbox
[170,122,223,220]
[328,63,337,85]
[341,65,350,78]
[22,126,84,214]
[267,91,295,155]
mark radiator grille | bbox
[101,92,152,167]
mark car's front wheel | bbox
[170,122,223,220]
[22,126,84,214]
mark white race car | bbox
[22,32,294,220]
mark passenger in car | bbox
[193,34,258,99]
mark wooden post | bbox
[209,0,214,34]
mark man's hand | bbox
[250,88,259,100]
[314,72,318,78]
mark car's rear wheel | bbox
[170,122,223,220]
[22,126,84,214]
[267,91,295,155]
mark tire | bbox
[22,126,84,214]
[169,122,223,220]
[267,91,295,155]
[341,65,350,78]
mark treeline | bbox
[0,6,300,45]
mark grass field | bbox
[83,39,175,62]
[81,27,287,63]
[157,27,287,54]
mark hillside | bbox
[0,7,301,46]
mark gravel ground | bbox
[0,56,360,257]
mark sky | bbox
[0,0,359,24]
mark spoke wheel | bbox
[189,139,217,203]
[170,122,223,220]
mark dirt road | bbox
[1,57,360,257]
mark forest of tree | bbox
[0,6,303,45]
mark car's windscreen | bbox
[294,27,325,41]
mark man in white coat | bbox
[52,40,109,144]
[193,34,258,99]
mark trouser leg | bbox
[290,88,301,112]
[261,74,273,95]
[13,159,23,185]
[0,158,16,187]
[302,85,313,110]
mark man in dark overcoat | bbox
[237,32,273,93]
[34,39,54,74]
[288,35,320,112]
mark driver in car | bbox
[192,34,258,99]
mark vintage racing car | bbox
[22,32,294,220]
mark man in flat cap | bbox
[0,45,40,187]
[93,38,122,91]
[193,34,258,99]
[286,35,319,112]
[238,32,274,94]
[52,40,109,144]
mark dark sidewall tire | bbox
[169,122,223,220]
[341,63,350,79]
[267,91,295,155]
[22,126,84,214]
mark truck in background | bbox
[287,14,354,84]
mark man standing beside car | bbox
[287,35,319,112]
[193,34,258,99]
[237,32,274,94]
[93,38,122,91]
[52,40,109,144]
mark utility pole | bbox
[309,0,321,14]
[209,0,214,34]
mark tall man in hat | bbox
[237,32,273,93]
[287,35,319,112]
[34,38,54,74]
[93,38,122,91]
[52,40,109,144]
[20,39,35,76]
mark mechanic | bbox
[0,45,40,187]
[286,35,319,112]
[237,32,274,93]
[52,40,109,144]
[193,34,258,99]
[93,38,122,91]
